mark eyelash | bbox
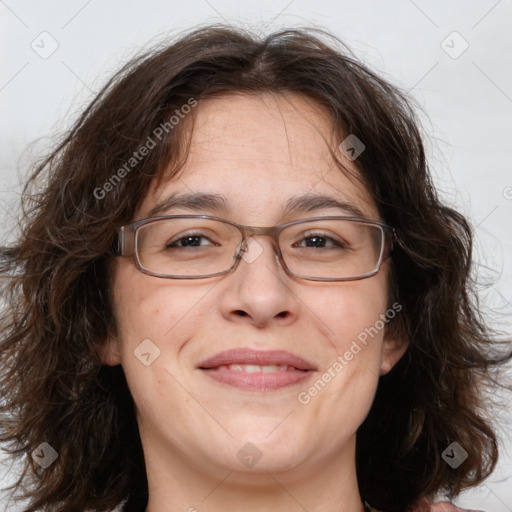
[165,231,347,249]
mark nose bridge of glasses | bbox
[237,225,282,261]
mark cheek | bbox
[298,273,389,356]
[110,267,201,422]
[112,263,208,346]
[110,263,220,402]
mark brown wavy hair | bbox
[1,25,510,512]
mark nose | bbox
[219,236,299,328]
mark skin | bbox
[102,92,408,512]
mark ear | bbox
[379,327,409,376]
[98,335,122,366]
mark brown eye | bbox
[166,232,216,249]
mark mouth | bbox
[198,349,317,391]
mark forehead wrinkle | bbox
[143,94,375,221]
[273,93,338,172]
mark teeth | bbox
[262,365,283,373]
[243,364,261,373]
[215,364,291,373]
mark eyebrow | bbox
[146,191,368,220]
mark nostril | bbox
[277,311,288,318]
[235,310,248,316]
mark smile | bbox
[216,364,299,372]
[198,349,316,390]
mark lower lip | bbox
[200,367,313,390]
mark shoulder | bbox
[414,501,486,512]
[370,501,485,512]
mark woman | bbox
[0,25,509,512]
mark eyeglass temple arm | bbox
[386,227,401,256]
[113,225,135,256]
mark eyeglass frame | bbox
[114,214,396,282]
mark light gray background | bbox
[1,1,511,510]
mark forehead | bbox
[138,93,379,222]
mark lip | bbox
[198,348,317,371]
[198,349,317,391]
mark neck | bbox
[142,434,367,512]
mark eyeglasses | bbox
[115,215,395,281]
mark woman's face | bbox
[105,93,406,482]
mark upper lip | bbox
[198,349,317,371]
